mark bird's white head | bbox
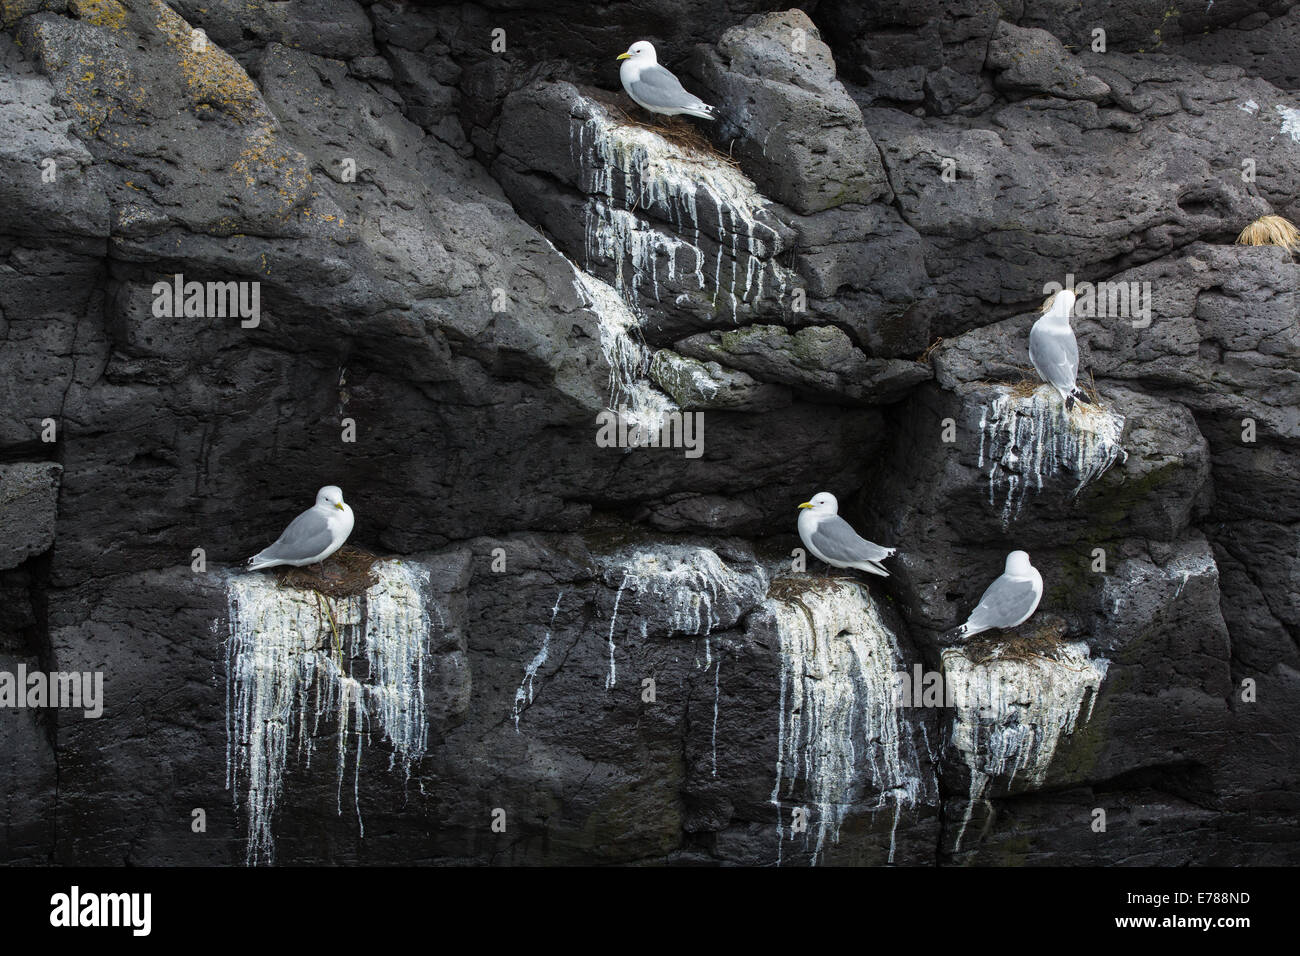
[1005,550,1034,576]
[316,485,347,511]
[1044,288,1077,323]
[798,491,838,514]
[617,40,657,63]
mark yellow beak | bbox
[798,501,814,509]
[335,503,345,510]
[616,52,631,60]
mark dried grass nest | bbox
[1236,214,1300,253]
[1003,375,1101,405]
[273,545,381,599]
[957,619,1096,672]
[767,575,865,601]
[613,106,739,168]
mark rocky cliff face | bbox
[1,0,1297,866]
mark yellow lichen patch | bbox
[24,24,144,141]
[65,64,122,138]
[1236,214,1300,254]
[147,1,314,214]
[150,0,261,119]
[29,0,312,220]
[205,215,242,236]
[69,0,128,30]
[1,0,42,29]
[230,123,312,213]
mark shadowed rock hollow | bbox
[1,0,1297,866]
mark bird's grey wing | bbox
[966,575,1040,631]
[810,515,893,565]
[629,64,706,110]
[257,508,334,562]
[1029,322,1079,390]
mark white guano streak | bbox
[767,581,923,865]
[600,546,769,694]
[1275,105,1300,143]
[570,107,788,321]
[514,591,563,732]
[572,264,677,434]
[225,561,433,865]
[978,386,1126,527]
[943,641,1108,852]
[606,546,769,639]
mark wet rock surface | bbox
[1,1,1298,865]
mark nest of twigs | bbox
[997,374,1101,408]
[958,617,1086,670]
[766,576,811,602]
[1007,376,1046,399]
[767,575,863,601]
[614,105,739,167]
[918,336,945,363]
[274,545,381,599]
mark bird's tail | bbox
[869,547,898,576]
[245,554,273,571]
[712,105,751,136]
[1066,387,1093,411]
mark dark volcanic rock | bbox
[675,323,931,404]
[1,1,1298,867]
[0,462,62,570]
[987,20,1111,102]
[695,8,890,215]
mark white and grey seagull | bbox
[945,550,1044,640]
[246,485,354,571]
[1029,288,1091,410]
[797,491,896,577]
[617,40,718,120]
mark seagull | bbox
[1029,289,1092,410]
[945,550,1044,640]
[617,41,718,120]
[797,491,896,577]
[246,486,354,571]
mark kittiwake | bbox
[617,41,718,120]
[1029,289,1092,410]
[246,485,354,571]
[945,550,1043,640]
[797,491,896,577]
